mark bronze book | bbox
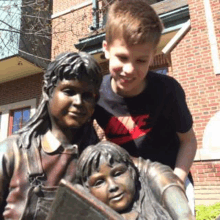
[46,179,124,220]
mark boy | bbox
[76,141,195,220]
[94,0,197,212]
[0,52,102,219]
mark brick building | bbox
[0,0,220,206]
[0,0,51,140]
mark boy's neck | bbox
[111,78,148,97]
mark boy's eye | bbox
[113,167,127,177]
[137,59,147,63]
[82,92,96,101]
[94,179,104,187]
[63,89,76,96]
[112,165,128,177]
[118,56,128,61]
[114,171,123,177]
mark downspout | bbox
[91,0,99,30]
[203,0,220,74]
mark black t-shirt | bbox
[94,71,193,169]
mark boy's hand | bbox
[175,128,197,183]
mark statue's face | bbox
[87,159,135,213]
[48,78,97,129]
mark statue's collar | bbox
[41,130,78,155]
[41,129,61,153]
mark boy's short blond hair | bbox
[105,0,163,46]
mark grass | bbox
[195,203,220,220]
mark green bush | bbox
[196,203,220,220]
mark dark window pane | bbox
[154,67,168,75]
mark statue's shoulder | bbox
[0,134,21,154]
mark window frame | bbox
[0,99,36,141]
[8,107,31,136]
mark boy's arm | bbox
[174,128,197,182]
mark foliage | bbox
[196,203,220,220]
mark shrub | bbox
[196,203,220,220]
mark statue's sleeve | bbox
[145,160,185,203]
[143,159,195,220]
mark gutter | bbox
[162,20,191,55]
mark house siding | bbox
[52,0,93,58]
[0,73,43,107]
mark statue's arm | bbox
[0,139,13,216]
[146,160,195,220]
[162,185,195,220]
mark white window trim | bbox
[194,111,220,161]
[194,148,220,161]
[0,99,36,142]
[203,0,220,75]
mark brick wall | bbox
[170,0,220,149]
[0,73,43,107]
[52,0,93,58]
[191,160,220,205]
[191,161,220,185]
[170,0,220,205]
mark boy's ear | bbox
[102,40,110,59]
[149,49,157,65]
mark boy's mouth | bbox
[119,75,134,83]
[110,192,124,201]
[68,111,86,117]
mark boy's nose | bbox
[123,63,135,75]
[108,179,119,192]
[73,94,82,105]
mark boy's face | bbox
[48,78,97,129]
[87,158,135,213]
[103,38,156,97]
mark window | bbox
[0,99,36,142]
[154,67,168,75]
[8,107,30,135]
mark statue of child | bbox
[76,141,195,220]
[0,52,102,219]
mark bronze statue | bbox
[0,52,103,219]
[76,141,195,220]
[46,179,125,220]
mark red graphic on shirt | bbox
[105,114,152,145]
